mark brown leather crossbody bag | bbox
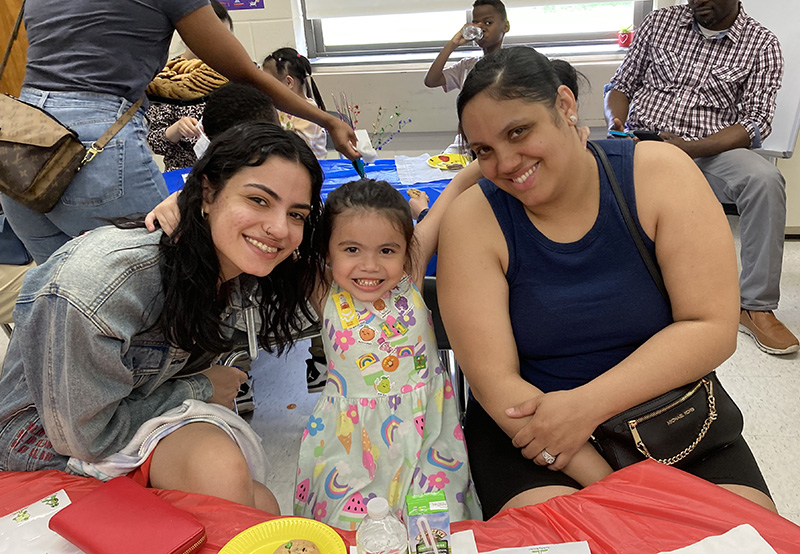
[0,0,142,213]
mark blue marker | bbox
[608,130,635,138]
[352,158,366,178]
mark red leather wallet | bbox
[49,476,206,554]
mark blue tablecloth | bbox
[164,158,452,202]
[162,159,450,274]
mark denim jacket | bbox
[0,226,248,471]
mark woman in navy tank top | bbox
[436,46,775,519]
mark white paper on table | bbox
[482,540,591,554]
[394,153,460,185]
[657,524,777,554]
[355,129,379,164]
[349,529,478,554]
[0,490,83,554]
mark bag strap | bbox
[587,140,671,308]
[80,97,145,168]
[0,0,26,82]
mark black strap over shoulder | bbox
[587,140,671,308]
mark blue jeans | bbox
[1,88,168,264]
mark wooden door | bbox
[1,0,28,96]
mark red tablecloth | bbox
[1,460,798,553]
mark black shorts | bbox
[464,398,771,520]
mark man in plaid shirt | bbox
[605,0,797,355]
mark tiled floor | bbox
[1,224,798,526]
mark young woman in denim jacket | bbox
[0,122,323,513]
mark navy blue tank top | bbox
[481,139,672,393]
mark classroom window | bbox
[304,1,652,57]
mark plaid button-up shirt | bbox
[609,4,783,147]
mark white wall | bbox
[778,140,800,233]
[214,0,799,232]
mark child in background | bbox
[294,163,484,529]
[193,82,280,159]
[146,81,279,235]
[424,0,508,154]
[424,0,509,93]
[262,48,328,160]
[146,1,233,171]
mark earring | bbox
[200,207,208,220]
[569,115,578,123]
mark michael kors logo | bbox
[667,406,695,426]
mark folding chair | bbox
[422,275,468,423]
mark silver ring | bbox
[541,449,556,465]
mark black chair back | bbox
[422,276,467,423]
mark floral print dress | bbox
[294,275,480,529]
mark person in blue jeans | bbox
[3,0,358,265]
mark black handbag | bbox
[587,141,744,470]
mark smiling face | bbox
[687,0,739,30]
[327,209,408,303]
[472,4,509,53]
[203,157,313,282]
[461,89,579,208]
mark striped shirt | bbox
[609,4,783,147]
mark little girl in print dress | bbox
[294,169,483,529]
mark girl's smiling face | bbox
[203,157,313,282]
[327,209,408,303]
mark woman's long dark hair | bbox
[161,121,324,356]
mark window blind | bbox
[304,0,635,19]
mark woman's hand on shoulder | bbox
[202,364,248,411]
[145,191,181,235]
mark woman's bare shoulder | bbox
[443,183,492,229]
[632,141,722,238]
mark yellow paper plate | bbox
[426,154,470,170]
[219,517,347,554]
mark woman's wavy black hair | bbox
[160,121,324,356]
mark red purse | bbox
[49,477,206,554]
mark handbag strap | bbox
[0,0,26,82]
[80,97,145,168]
[587,140,671,308]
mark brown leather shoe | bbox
[739,310,799,355]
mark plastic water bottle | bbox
[355,497,408,554]
[461,24,484,41]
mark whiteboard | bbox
[744,1,800,158]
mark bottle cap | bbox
[366,497,389,518]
